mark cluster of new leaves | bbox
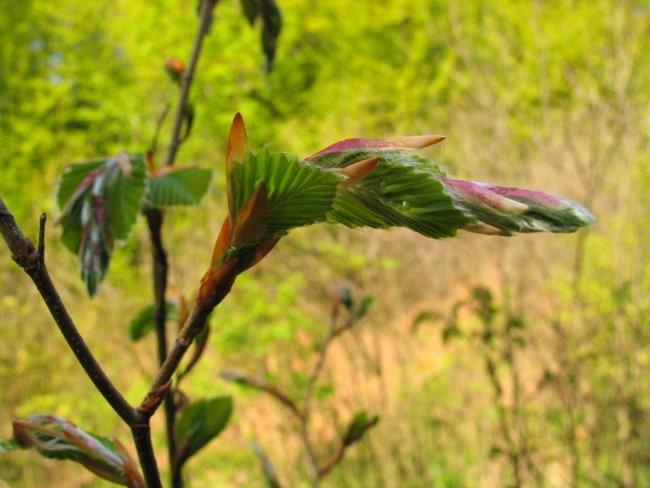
[56,154,211,295]
[57,112,593,301]
[209,114,594,283]
[1,415,144,487]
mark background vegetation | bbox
[1,0,649,486]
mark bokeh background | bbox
[1,0,649,486]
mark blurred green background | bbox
[1,0,649,486]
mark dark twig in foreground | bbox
[0,198,163,488]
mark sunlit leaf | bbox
[229,149,342,241]
[310,148,470,239]
[147,167,213,207]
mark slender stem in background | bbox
[0,199,163,488]
[300,311,356,486]
[165,0,218,168]
[142,2,219,487]
[145,209,178,486]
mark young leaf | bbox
[128,301,179,341]
[175,396,233,467]
[307,137,593,238]
[313,149,471,239]
[240,0,260,26]
[105,153,147,241]
[343,411,379,447]
[147,167,213,207]
[259,0,282,72]
[10,415,144,488]
[56,153,147,295]
[229,149,343,240]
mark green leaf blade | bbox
[147,167,213,207]
[106,154,147,241]
[176,396,233,467]
[230,150,343,241]
[128,301,179,341]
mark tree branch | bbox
[164,0,219,167]
[0,198,164,487]
[0,199,136,426]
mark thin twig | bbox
[0,198,135,425]
[150,103,171,156]
[164,0,218,167]
[140,258,239,416]
[0,198,163,487]
[144,3,220,486]
[144,208,178,486]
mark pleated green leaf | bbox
[147,167,213,207]
[311,149,472,238]
[105,155,147,241]
[229,149,343,241]
[176,396,233,467]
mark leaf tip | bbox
[226,113,248,170]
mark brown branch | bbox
[0,201,135,425]
[139,258,239,417]
[0,198,163,488]
[164,0,219,167]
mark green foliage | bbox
[5,415,142,487]
[56,153,147,295]
[239,0,283,72]
[175,396,233,467]
[128,301,179,341]
[343,411,380,447]
[147,168,213,207]
[229,149,343,240]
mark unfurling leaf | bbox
[8,415,144,488]
[306,136,594,237]
[175,396,233,467]
[147,167,213,207]
[229,149,342,240]
[128,301,179,341]
[343,411,379,446]
[56,153,146,296]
